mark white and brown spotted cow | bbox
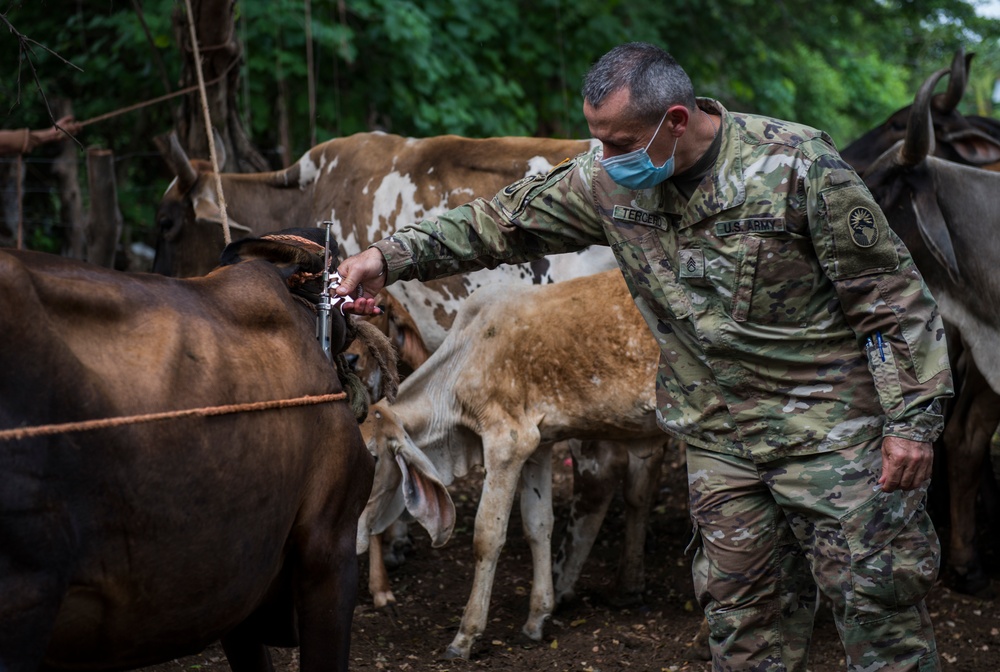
[356,269,671,660]
[153,131,612,351]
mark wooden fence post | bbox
[86,148,123,268]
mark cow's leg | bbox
[367,532,396,609]
[553,439,625,606]
[0,464,73,672]
[519,442,555,641]
[944,362,1000,595]
[443,426,540,660]
[383,518,413,569]
[0,568,64,672]
[296,530,360,672]
[221,626,275,672]
[616,438,666,602]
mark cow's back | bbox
[306,133,614,350]
[395,268,660,442]
[156,131,615,352]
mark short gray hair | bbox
[582,43,696,125]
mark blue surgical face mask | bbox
[601,110,678,190]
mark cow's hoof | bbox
[607,590,644,609]
[384,538,414,569]
[440,645,470,660]
[521,613,550,642]
[690,618,712,661]
[372,590,396,610]
[554,589,577,611]
[945,565,994,597]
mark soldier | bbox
[337,42,952,671]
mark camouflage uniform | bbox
[372,99,953,671]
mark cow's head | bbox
[356,400,455,555]
[346,290,431,399]
[864,67,963,287]
[842,48,1000,175]
[218,227,355,355]
[153,132,252,278]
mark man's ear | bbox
[666,104,691,135]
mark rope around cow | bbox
[0,392,348,442]
[0,306,401,442]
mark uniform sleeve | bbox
[803,141,953,443]
[371,150,609,283]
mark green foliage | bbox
[4,0,1000,254]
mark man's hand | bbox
[879,436,934,492]
[336,247,387,315]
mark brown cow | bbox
[356,269,670,660]
[0,230,379,672]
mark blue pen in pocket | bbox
[875,331,885,362]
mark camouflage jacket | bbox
[372,99,953,460]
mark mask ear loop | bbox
[644,109,671,151]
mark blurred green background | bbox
[4,0,1000,256]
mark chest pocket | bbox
[613,229,693,320]
[734,234,824,326]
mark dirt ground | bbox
[144,445,1000,672]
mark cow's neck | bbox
[392,369,483,482]
[222,171,317,236]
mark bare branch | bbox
[2,10,84,147]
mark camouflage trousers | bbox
[687,438,941,672]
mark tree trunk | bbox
[172,0,268,173]
[0,158,19,247]
[276,46,292,169]
[52,99,86,260]
[86,148,123,269]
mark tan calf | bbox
[357,269,671,659]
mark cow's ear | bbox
[943,129,1000,166]
[193,197,252,236]
[218,237,325,278]
[394,443,455,548]
[911,188,962,285]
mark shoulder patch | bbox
[848,206,878,248]
[821,184,898,279]
[495,159,576,220]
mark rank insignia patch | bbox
[848,206,879,248]
[678,249,705,278]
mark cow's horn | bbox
[938,47,970,113]
[900,68,947,166]
[154,132,199,191]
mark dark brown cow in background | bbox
[837,48,1000,595]
[863,66,1000,595]
[841,48,1000,175]
[0,230,379,672]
